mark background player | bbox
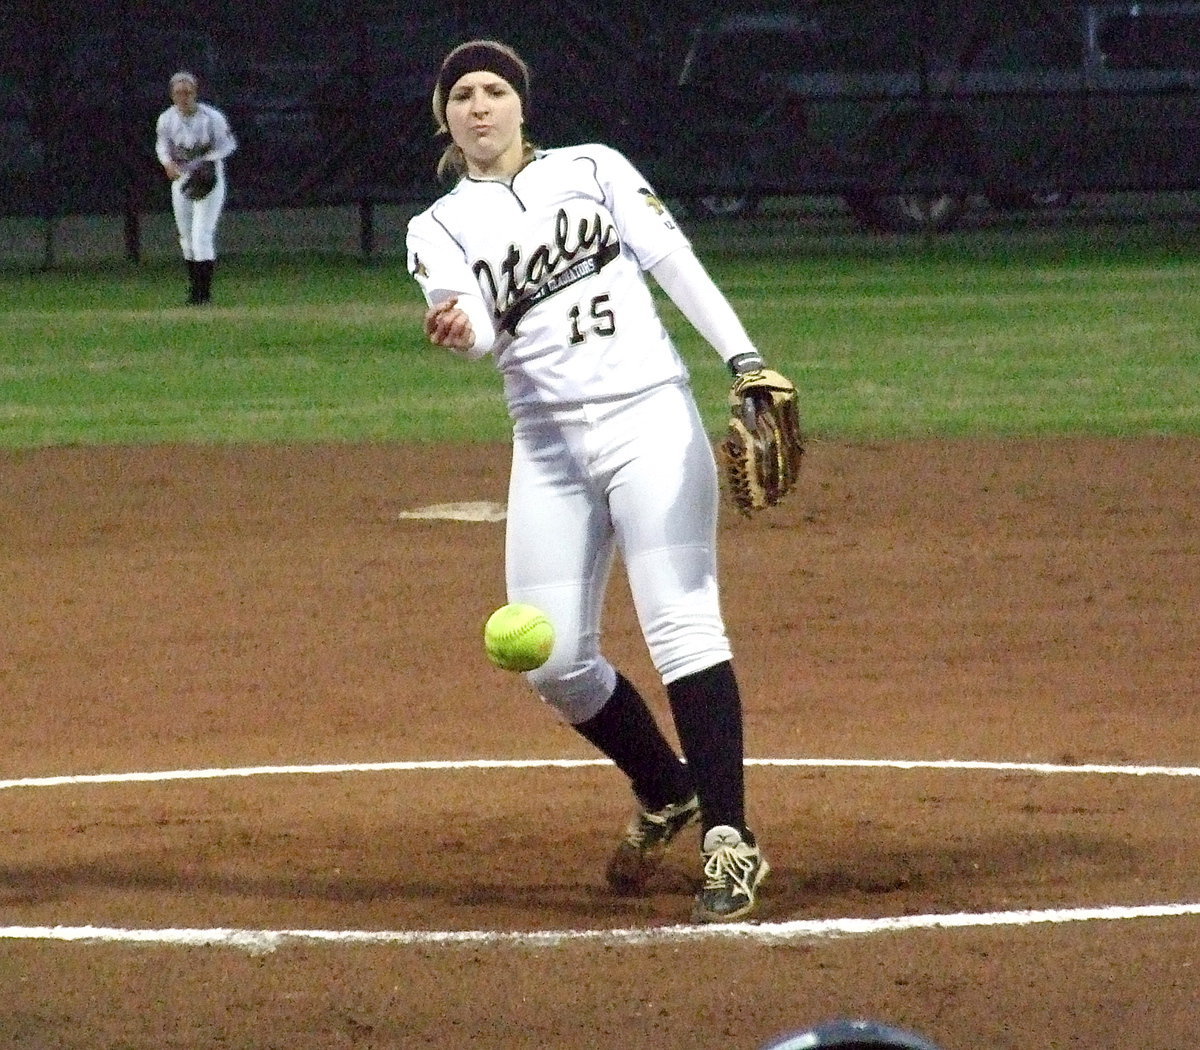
[406,39,790,922]
[154,71,237,305]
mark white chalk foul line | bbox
[3,760,1196,954]
[0,758,612,791]
[3,756,1200,791]
[2,902,1198,954]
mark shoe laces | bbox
[625,807,670,846]
[701,843,757,896]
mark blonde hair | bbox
[431,40,534,181]
[170,71,198,91]
[435,140,537,182]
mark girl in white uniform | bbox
[154,71,237,304]
[407,40,785,922]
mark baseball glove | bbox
[180,160,216,201]
[718,365,805,516]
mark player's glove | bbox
[717,352,805,517]
[180,160,217,201]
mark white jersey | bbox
[406,144,692,413]
[155,102,237,174]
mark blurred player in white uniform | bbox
[407,40,789,922]
[154,71,236,304]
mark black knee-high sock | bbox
[666,660,746,834]
[196,260,214,303]
[573,673,693,811]
[186,259,200,303]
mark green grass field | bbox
[2,218,1198,448]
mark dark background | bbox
[6,0,1200,234]
[0,0,706,218]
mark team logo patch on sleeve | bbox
[638,188,666,214]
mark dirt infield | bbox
[2,437,1198,1049]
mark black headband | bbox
[437,43,529,123]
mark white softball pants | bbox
[506,380,732,725]
[170,175,226,261]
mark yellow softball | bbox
[483,603,555,672]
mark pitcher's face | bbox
[445,71,524,177]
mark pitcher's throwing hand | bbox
[424,297,476,351]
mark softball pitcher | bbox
[154,71,236,305]
[407,40,781,922]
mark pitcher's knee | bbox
[646,620,732,684]
[527,657,617,725]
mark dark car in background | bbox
[661,2,1200,232]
